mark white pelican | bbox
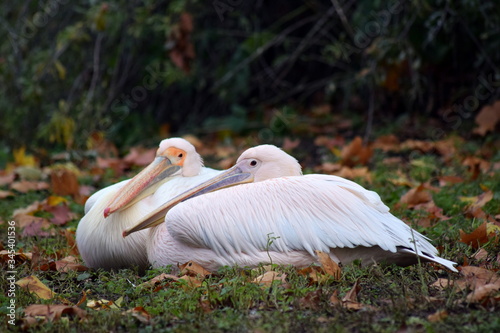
[76,138,221,270]
[124,145,458,272]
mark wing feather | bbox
[167,175,437,258]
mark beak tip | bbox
[104,207,111,218]
[122,230,129,238]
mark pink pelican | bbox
[76,138,221,270]
[124,145,458,272]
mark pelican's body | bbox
[76,138,221,270]
[128,145,457,272]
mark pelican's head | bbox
[123,145,302,236]
[103,138,203,217]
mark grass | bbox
[0,133,499,332]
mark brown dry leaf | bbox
[372,134,400,152]
[10,180,50,193]
[473,248,489,261]
[427,309,448,323]
[315,162,341,174]
[16,275,55,299]
[298,289,322,310]
[401,139,435,152]
[315,250,341,280]
[179,275,203,289]
[341,137,373,167]
[0,250,32,266]
[329,290,341,306]
[456,266,500,291]
[55,256,88,272]
[23,304,86,323]
[459,223,489,249]
[464,190,494,219]
[252,271,288,287]
[50,168,79,196]
[179,261,212,277]
[63,229,80,256]
[0,172,15,186]
[438,175,464,186]
[400,184,432,207]
[297,266,330,284]
[342,279,361,303]
[31,246,56,271]
[124,306,151,324]
[45,204,76,226]
[12,200,42,216]
[123,147,156,167]
[139,273,180,288]
[462,156,491,180]
[473,100,500,136]
[0,189,14,198]
[15,214,54,237]
[334,166,372,183]
[430,278,454,290]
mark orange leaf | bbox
[460,223,489,249]
[10,181,50,193]
[23,304,86,323]
[55,256,88,272]
[50,168,79,197]
[341,137,373,167]
[315,250,341,280]
[139,273,180,288]
[16,275,55,299]
[427,309,448,322]
[473,100,500,136]
[179,261,212,277]
[400,184,432,207]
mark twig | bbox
[84,33,104,113]
[330,0,354,38]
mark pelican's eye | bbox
[250,160,258,167]
[178,153,183,158]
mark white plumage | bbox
[76,138,221,270]
[129,145,457,272]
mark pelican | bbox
[76,138,221,270]
[124,145,458,272]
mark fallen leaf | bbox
[0,250,32,266]
[124,306,151,324]
[341,137,373,167]
[87,298,121,310]
[460,223,489,249]
[13,146,37,167]
[0,172,15,186]
[46,204,75,225]
[298,289,322,310]
[55,256,88,272]
[123,146,156,166]
[23,304,86,323]
[16,275,55,299]
[473,100,500,136]
[179,275,203,289]
[0,190,14,199]
[252,271,288,287]
[315,250,341,280]
[427,309,448,322]
[466,282,500,304]
[63,229,80,256]
[297,266,330,284]
[179,261,212,277]
[329,290,341,306]
[464,191,494,219]
[15,214,53,237]
[10,180,50,193]
[438,175,464,186]
[372,134,400,152]
[473,248,489,261]
[139,273,180,288]
[457,265,500,291]
[400,184,432,207]
[430,278,454,290]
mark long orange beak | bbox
[122,163,253,237]
[103,156,181,218]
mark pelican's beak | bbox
[123,163,254,237]
[103,156,181,218]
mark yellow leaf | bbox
[47,195,68,206]
[16,275,55,299]
[54,60,66,80]
[13,147,36,167]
